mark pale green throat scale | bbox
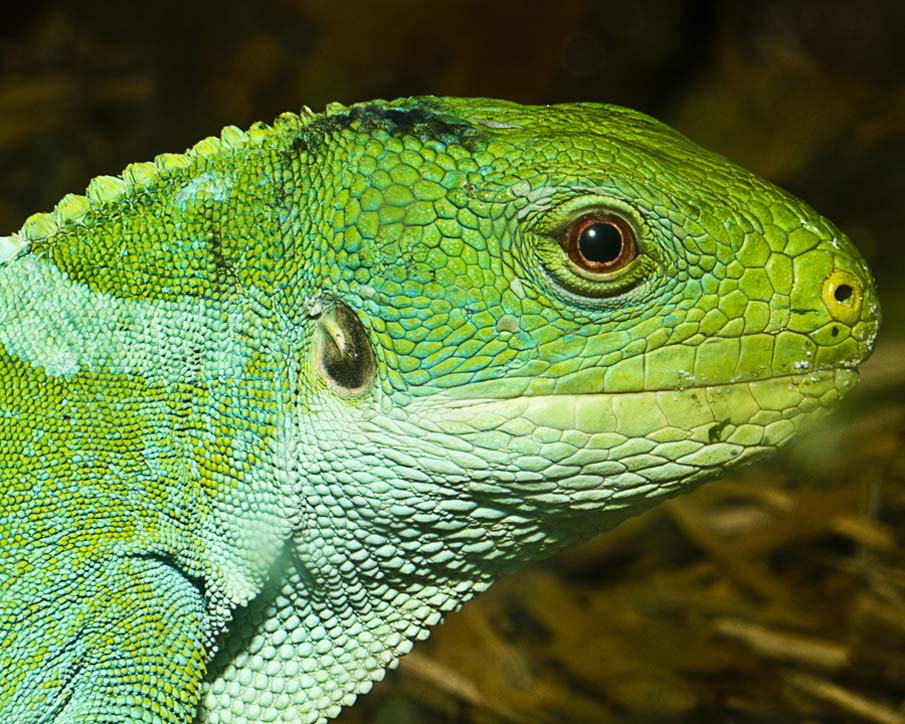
[0,97,879,723]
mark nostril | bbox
[821,270,863,325]
[834,284,854,304]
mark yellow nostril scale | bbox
[821,269,863,325]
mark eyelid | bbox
[530,193,645,242]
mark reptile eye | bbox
[535,199,649,300]
[563,214,636,273]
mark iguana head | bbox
[201,98,876,719]
[294,96,878,559]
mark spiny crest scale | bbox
[9,108,316,251]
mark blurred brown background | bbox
[2,1,903,722]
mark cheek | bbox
[415,368,854,507]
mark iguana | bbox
[0,97,879,723]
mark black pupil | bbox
[578,222,623,264]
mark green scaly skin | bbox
[0,97,879,723]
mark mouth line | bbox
[426,367,860,443]
[530,366,858,397]
[442,366,860,403]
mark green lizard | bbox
[0,97,879,723]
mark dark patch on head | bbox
[207,230,241,290]
[708,419,731,444]
[303,102,486,152]
[208,232,230,276]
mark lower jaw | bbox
[431,368,859,479]
[443,368,857,432]
[397,368,861,532]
